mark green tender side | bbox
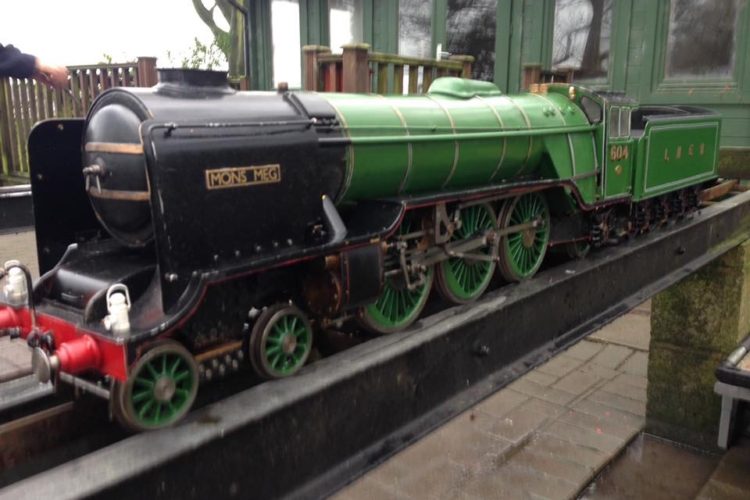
[631,116,721,201]
[321,77,595,204]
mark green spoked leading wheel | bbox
[113,341,199,432]
[497,192,550,282]
[359,214,434,334]
[436,203,497,304]
[249,304,313,379]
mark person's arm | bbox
[0,43,68,88]
[0,43,36,79]
[34,59,69,88]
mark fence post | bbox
[449,55,474,78]
[302,45,330,91]
[136,57,158,87]
[342,44,370,93]
[522,64,541,90]
[0,80,10,175]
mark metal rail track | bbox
[0,189,749,499]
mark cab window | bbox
[580,96,602,124]
[619,107,631,137]
[609,107,621,138]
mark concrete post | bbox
[647,239,750,449]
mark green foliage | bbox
[191,0,244,77]
[100,53,114,64]
[173,37,227,70]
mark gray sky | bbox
[1,0,219,67]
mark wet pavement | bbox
[334,303,652,500]
[580,434,720,500]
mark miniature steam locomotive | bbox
[0,69,720,430]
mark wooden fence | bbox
[303,44,473,95]
[0,57,157,184]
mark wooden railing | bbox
[522,64,576,90]
[303,44,473,95]
[0,57,157,183]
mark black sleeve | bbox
[0,43,36,79]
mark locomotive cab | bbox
[602,95,637,200]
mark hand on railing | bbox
[34,58,69,89]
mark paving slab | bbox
[600,377,647,403]
[589,314,651,351]
[587,388,646,417]
[551,367,603,396]
[485,398,561,444]
[474,388,529,419]
[0,337,31,382]
[570,399,645,431]
[619,351,649,377]
[508,378,579,407]
[523,434,609,472]
[588,344,634,370]
[542,420,626,455]
[0,230,38,278]
[562,340,604,362]
[556,408,641,441]
[524,369,558,387]
[696,438,750,499]
[536,354,584,378]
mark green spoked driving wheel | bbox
[359,267,434,334]
[249,304,313,379]
[359,214,434,334]
[497,192,550,282]
[436,203,497,304]
[113,341,198,432]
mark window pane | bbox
[329,0,364,53]
[609,107,620,138]
[665,0,738,78]
[446,0,497,81]
[272,0,301,88]
[580,96,602,123]
[552,0,613,80]
[399,0,433,58]
[620,108,630,137]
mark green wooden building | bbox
[248,0,748,166]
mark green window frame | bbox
[543,0,632,92]
[648,0,750,104]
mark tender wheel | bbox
[112,340,199,432]
[436,203,497,304]
[249,304,313,379]
[358,213,434,334]
[497,192,550,282]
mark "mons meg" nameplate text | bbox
[205,164,281,190]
